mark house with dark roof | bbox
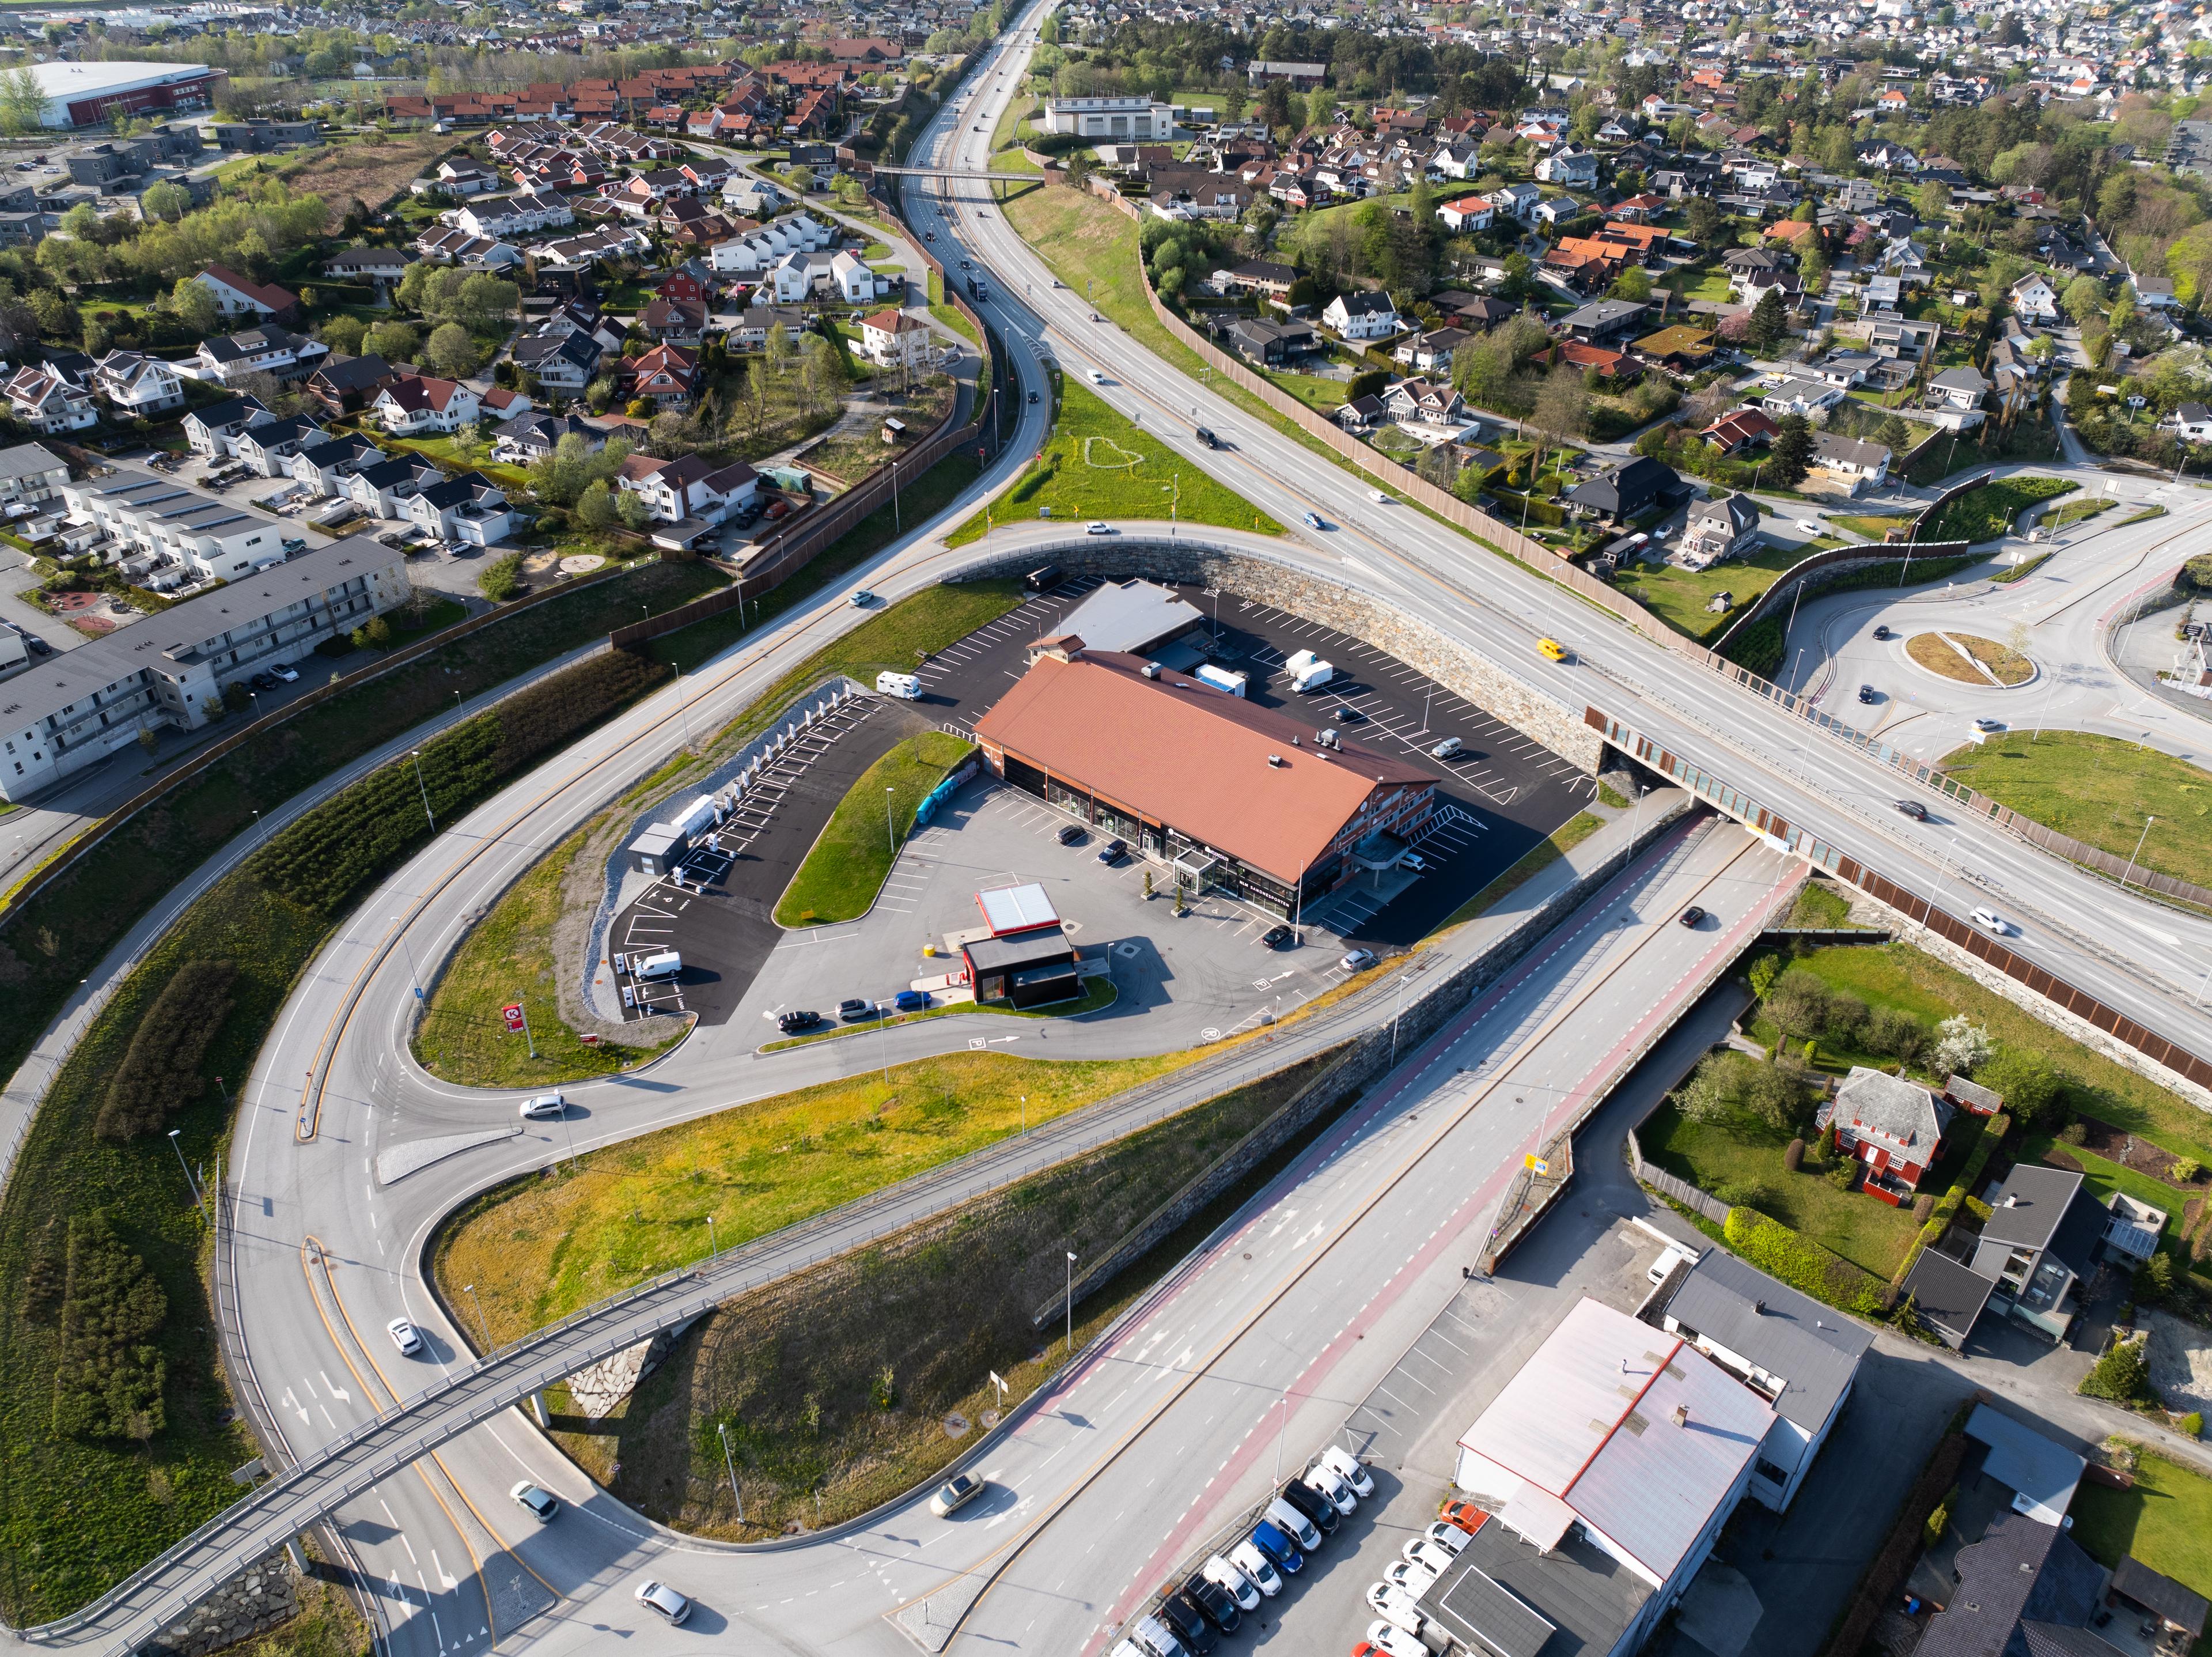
[1557,297,1650,344]
[304,354,396,417]
[1968,1165,2108,1342]
[1680,492,1762,566]
[1817,1066,1951,1202]
[1917,1512,2115,1657]
[1564,455,1683,524]
[1651,1249,1871,1511]
[182,394,274,458]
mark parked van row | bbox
[1357,1501,1490,1657]
[1112,1448,1375,1657]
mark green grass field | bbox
[1611,539,1831,645]
[1925,474,2075,542]
[412,821,682,1088]
[1938,732,2212,892]
[774,731,972,926]
[432,1047,1209,1345]
[2071,1450,2212,1619]
[947,381,1279,543]
[1832,513,1911,541]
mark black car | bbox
[1195,426,1219,449]
[1679,906,1706,929]
[777,1009,821,1032]
[1857,684,1877,703]
[1277,1478,1339,1535]
[1158,1592,1218,1655]
[1896,799,1929,821]
[1872,625,1891,641]
[1097,837,1127,864]
[24,634,49,655]
[1181,1574,1241,1634]
[251,672,278,691]
[1027,389,1039,404]
[838,997,879,1021]
[1056,822,1085,845]
[1260,924,1294,949]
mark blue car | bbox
[893,989,932,1012]
[1248,1521,1305,1576]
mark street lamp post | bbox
[409,748,435,834]
[1065,1250,1078,1355]
[166,1128,203,1215]
[719,1422,744,1525]
[2123,815,2158,890]
[463,1284,492,1350]
[390,915,421,1000]
[1923,834,1963,934]
[885,785,896,856]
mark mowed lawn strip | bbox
[774,730,973,926]
[413,820,680,1088]
[431,1049,1199,1344]
[946,381,1279,544]
[2070,1449,2212,1603]
[1612,539,1830,645]
[1939,731,2212,892]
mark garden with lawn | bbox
[1937,731,2212,892]
[947,381,1280,542]
[2071,1447,2212,1611]
[1611,538,1831,645]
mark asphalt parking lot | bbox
[607,694,933,1027]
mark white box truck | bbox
[634,950,684,982]
[1193,664,1248,697]
[876,671,922,699]
[1283,649,1335,693]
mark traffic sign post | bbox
[502,1000,537,1059]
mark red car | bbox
[1438,1498,1488,1534]
[764,498,791,521]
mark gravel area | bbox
[2142,1306,2212,1415]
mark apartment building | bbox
[58,465,296,587]
[0,533,407,799]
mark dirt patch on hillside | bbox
[278,134,454,221]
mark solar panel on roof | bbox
[1440,1565,1555,1657]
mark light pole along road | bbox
[13,9,2212,1657]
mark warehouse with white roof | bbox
[22,61,224,128]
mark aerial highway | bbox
[13,9,2212,1657]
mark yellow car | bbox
[1537,637,1569,662]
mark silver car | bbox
[635,1580,691,1624]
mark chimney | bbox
[1753,1299,1766,1314]
[1672,1405,1690,1428]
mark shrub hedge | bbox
[52,1213,166,1442]
[94,961,236,1142]
[1724,1205,1887,1317]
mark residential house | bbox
[493,410,604,464]
[1565,455,1683,523]
[1483,181,1543,223]
[2171,402,2212,444]
[1679,492,1762,566]
[321,246,415,283]
[1558,298,1650,345]
[1225,317,1319,366]
[1435,195,1495,233]
[372,375,482,436]
[0,442,69,516]
[92,350,184,417]
[510,330,601,394]
[412,228,522,270]
[1334,395,1384,433]
[1381,378,1467,429]
[727,305,808,353]
[183,394,274,458]
[2136,275,2180,311]
[1817,1066,1951,1204]
[623,345,698,409]
[194,326,328,387]
[1702,408,1779,453]
[640,296,708,347]
[2009,271,2061,324]
[191,263,301,323]
[456,192,573,240]
[404,474,513,547]
[1810,432,1892,489]
[858,309,931,370]
[1757,377,1850,421]
[615,451,758,525]
[303,354,396,417]
[1650,1249,1872,1512]
[1533,143,1598,186]
[1928,364,1991,415]
[1321,292,1402,342]
[346,456,444,521]
[4,365,96,434]
[289,434,381,500]
[1210,260,1297,301]
[233,415,327,479]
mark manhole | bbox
[943,1412,971,1438]
[979,1410,1001,1429]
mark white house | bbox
[829,248,890,302]
[1039,95,1179,141]
[1680,491,1762,566]
[404,474,513,546]
[183,394,274,457]
[59,465,292,584]
[858,308,931,369]
[4,365,96,433]
[615,451,759,525]
[93,350,185,417]
[1436,195,1495,233]
[1810,432,1892,488]
[191,263,298,320]
[194,326,328,387]
[372,374,480,436]
[456,191,573,240]
[1756,376,1850,421]
[765,250,813,304]
[2171,401,2212,443]
[2010,271,2061,324]
[1321,290,1402,341]
[1533,143,1599,186]
[233,415,327,479]
[1483,181,1543,223]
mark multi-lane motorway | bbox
[13,11,2212,1657]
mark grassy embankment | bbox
[947,380,1281,543]
[1939,731,2212,892]
[435,1048,1349,1535]
[774,731,974,925]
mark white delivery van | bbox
[876,671,923,699]
[1283,649,1335,692]
[1193,664,1248,697]
[1265,1496,1322,1551]
[634,950,684,982]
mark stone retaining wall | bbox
[138,1549,298,1656]
[953,540,1607,773]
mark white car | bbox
[635,1580,691,1625]
[1366,1582,1426,1625]
[1203,1554,1262,1611]
[269,662,300,683]
[1369,488,1391,503]
[930,1472,984,1515]
[1365,1622,1429,1657]
[1424,1520,1476,1556]
[387,1316,423,1355]
[1403,1537,1458,1580]
[1088,368,1107,384]
[1397,852,1428,873]
[1647,1242,1700,1285]
[851,588,877,607]
[1796,519,1821,535]
[1303,1465,1357,1514]
[1971,906,2013,936]
[1339,948,1377,974]
[1086,521,1115,535]
[1227,1540,1283,1597]
[1384,1557,1438,1594]
[510,1481,559,1522]
[519,1092,565,1119]
[1319,1443,1375,1496]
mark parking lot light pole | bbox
[409,749,434,834]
